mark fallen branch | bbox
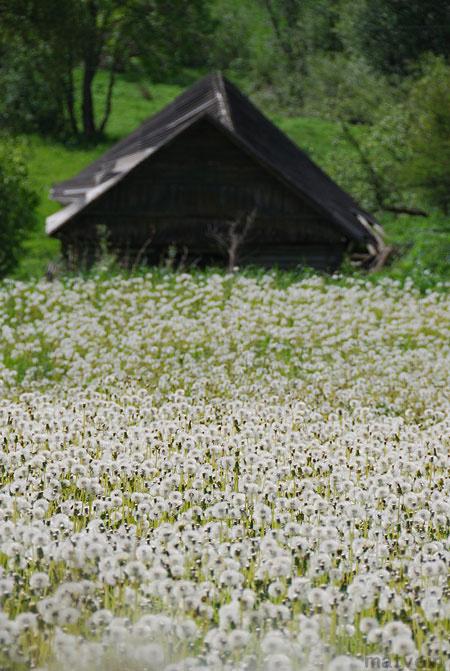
[380,205,428,217]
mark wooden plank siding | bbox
[59,118,348,270]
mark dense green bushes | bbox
[0,134,38,278]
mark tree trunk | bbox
[82,57,97,137]
[65,59,79,137]
[81,1,99,138]
[99,60,116,134]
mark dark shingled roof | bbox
[47,72,381,247]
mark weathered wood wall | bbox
[59,119,348,270]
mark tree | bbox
[0,0,214,139]
[248,0,347,111]
[326,56,450,218]
[0,134,37,278]
[350,0,450,76]
[0,40,67,136]
[0,0,82,137]
[401,58,450,213]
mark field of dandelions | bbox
[1,270,450,671]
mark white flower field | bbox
[1,271,450,671]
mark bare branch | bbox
[208,209,256,272]
[131,227,155,274]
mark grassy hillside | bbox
[16,70,449,288]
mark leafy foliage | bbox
[0,134,38,277]
[301,53,392,124]
[136,0,216,81]
[0,0,215,139]
[380,212,450,291]
[334,57,450,217]
[0,39,68,136]
[401,57,450,213]
[354,0,450,76]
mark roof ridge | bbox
[214,71,234,131]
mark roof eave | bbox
[46,112,218,235]
[46,173,124,235]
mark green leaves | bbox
[0,0,215,139]
[404,57,450,213]
[350,0,450,76]
[0,133,38,278]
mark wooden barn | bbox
[46,72,386,271]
